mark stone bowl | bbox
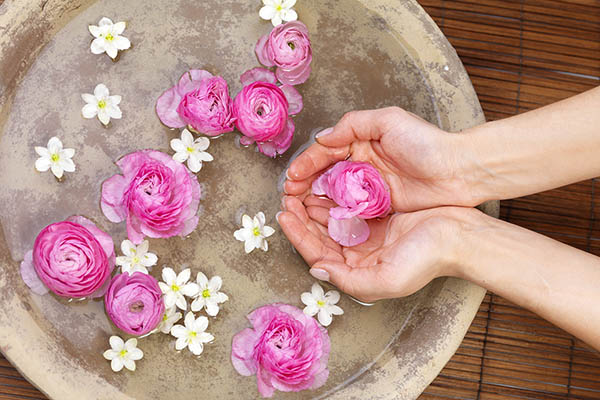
[0,0,497,398]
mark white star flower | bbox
[158,267,199,310]
[301,282,344,327]
[234,212,275,253]
[191,272,229,317]
[259,0,298,26]
[103,336,143,372]
[157,306,183,334]
[170,312,214,355]
[88,17,131,59]
[34,136,76,179]
[170,129,214,173]
[116,240,157,275]
[81,83,122,126]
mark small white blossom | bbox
[116,240,157,275]
[157,306,183,334]
[89,17,131,59]
[170,312,214,355]
[191,272,229,316]
[234,212,275,253]
[103,336,143,372]
[259,0,298,26]
[34,137,76,179]
[301,282,344,327]
[170,129,214,173]
[81,83,122,126]
[158,267,199,310]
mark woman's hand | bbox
[284,107,479,212]
[278,195,477,302]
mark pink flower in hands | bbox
[20,216,115,298]
[231,304,330,398]
[100,150,201,244]
[104,272,165,336]
[256,21,312,85]
[156,70,235,136]
[312,161,391,246]
[234,68,302,157]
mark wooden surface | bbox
[1,0,600,399]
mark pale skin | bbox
[278,86,600,351]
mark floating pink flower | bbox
[156,70,235,136]
[234,68,302,157]
[312,161,391,246]
[20,216,115,298]
[101,150,201,244]
[231,303,330,398]
[104,272,165,336]
[256,21,312,85]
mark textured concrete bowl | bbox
[0,0,497,399]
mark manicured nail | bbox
[285,168,291,180]
[310,268,330,282]
[275,211,283,224]
[315,127,333,139]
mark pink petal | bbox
[257,118,294,157]
[239,136,255,146]
[177,69,213,95]
[126,215,145,245]
[329,201,368,220]
[88,273,112,298]
[231,328,258,376]
[240,67,277,86]
[100,174,128,223]
[279,85,303,115]
[20,250,48,295]
[276,63,312,86]
[256,369,276,398]
[311,173,330,196]
[255,34,274,67]
[327,216,370,247]
[310,369,330,390]
[66,216,115,263]
[155,85,186,128]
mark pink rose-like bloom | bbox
[312,161,391,247]
[101,150,201,244]
[156,70,235,136]
[20,216,115,298]
[256,21,312,85]
[234,68,303,157]
[231,303,330,398]
[104,272,164,336]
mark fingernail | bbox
[275,211,283,224]
[315,127,333,139]
[285,168,291,180]
[310,268,330,282]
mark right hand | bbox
[284,107,479,212]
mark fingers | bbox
[287,143,349,181]
[306,206,330,226]
[304,195,336,209]
[283,176,314,196]
[309,261,383,302]
[316,107,403,147]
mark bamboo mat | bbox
[1,0,600,399]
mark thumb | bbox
[316,108,395,147]
[310,261,382,302]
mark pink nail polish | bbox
[310,268,330,281]
[315,127,333,138]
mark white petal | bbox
[216,292,229,303]
[301,292,317,306]
[177,269,191,286]
[47,137,62,153]
[81,93,97,104]
[188,341,204,355]
[173,151,189,163]
[328,305,344,315]
[124,338,138,351]
[88,25,102,37]
[181,282,199,297]
[194,316,209,332]
[256,212,266,227]
[205,302,219,316]
[199,332,214,343]
[162,267,176,285]
[105,44,118,59]
[208,276,222,292]
[107,104,122,119]
[121,240,135,256]
[61,148,75,159]
[35,157,51,172]
[122,358,136,371]
[260,238,268,252]
[163,291,177,308]
[170,325,187,338]
[196,272,208,288]
[190,297,204,312]
[244,239,255,254]
[187,155,202,173]
[109,95,122,105]
[114,36,131,50]
[181,129,194,146]
[195,136,210,150]
[184,312,196,329]
[34,146,49,157]
[242,215,253,229]
[303,305,318,316]
[59,158,75,173]
[175,294,187,310]
[259,5,276,20]
[113,21,126,35]
[281,8,298,21]
[98,110,111,125]
[318,309,333,327]
[175,337,188,351]
[111,358,124,372]
[90,38,106,54]
[171,138,187,153]
[94,84,109,99]
[271,13,283,26]
[282,0,296,8]
[109,336,124,351]
[142,253,158,266]
[263,226,275,237]
[82,103,98,119]
[312,282,325,298]
[103,349,118,360]
[98,17,114,26]
[128,348,143,361]
[196,151,213,162]
[234,228,251,242]
[50,164,64,179]
[325,290,341,304]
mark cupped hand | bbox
[278,195,478,302]
[284,107,478,212]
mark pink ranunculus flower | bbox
[312,161,391,246]
[256,21,312,86]
[231,303,330,398]
[234,68,303,157]
[156,70,235,136]
[104,272,165,336]
[101,150,201,244]
[20,216,115,298]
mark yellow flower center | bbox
[202,289,211,298]
[132,256,140,264]
[317,300,325,307]
[97,100,107,109]
[119,349,128,357]
[171,284,180,292]
[288,42,295,50]
[189,331,197,338]
[51,153,60,162]
[105,33,114,41]
[163,313,168,321]
[187,146,195,153]
[253,227,261,236]
[276,5,282,11]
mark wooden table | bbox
[1,0,599,399]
